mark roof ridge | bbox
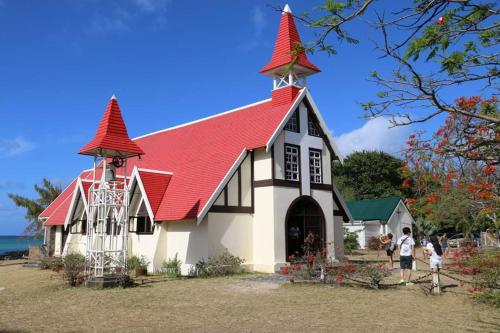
[138,168,173,175]
[133,98,271,140]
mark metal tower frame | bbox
[85,157,129,280]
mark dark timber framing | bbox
[210,151,254,214]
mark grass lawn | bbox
[1,263,499,332]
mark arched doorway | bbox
[285,196,325,260]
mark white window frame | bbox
[308,115,321,137]
[309,149,322,184]
[285,144,300,181]
[285,111,299,133]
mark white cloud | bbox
[87,0,172,33]
[132,0,171,13]
[240,6,267,51]
[89,16,129,33]
[335,117,412,157]
[252,6,266,37]
[0,137,34,158]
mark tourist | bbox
[424,235,443,272]
[303,232,315,256]
[440,233,449,259]
[379,233,395,270]
[397,227,416,285]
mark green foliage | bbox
[128,255,149,270]
[353,263,391,289]
[192,250,245,277]
[332,151,406,200]
[343,228,359,254]
[40,256,63,272]
[8,178,62,236]
[63,253,85,286]
[162,254,182,277]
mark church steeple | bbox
[260,4,320,90]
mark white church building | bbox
[40,5,352,274]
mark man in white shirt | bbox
[397,227,416,285]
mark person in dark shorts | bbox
[379,233,395,270]
[397,227,415,285]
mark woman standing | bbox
[424,235,444,293]
[379,233,395,270]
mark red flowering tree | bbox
[402,100,499,237]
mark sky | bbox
[0,0,442,235]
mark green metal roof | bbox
[346,196,401,222]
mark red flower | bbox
[406,198,417,206]
[436,16,444,25]
[483,165,496,175]
[466,184,477,192]
[402,178,412,189]
[425,194,439,203]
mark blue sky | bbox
[0,0,441,235]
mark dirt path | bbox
[0,265,498,332]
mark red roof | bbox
[42,90,302,225]
[137,169,172,217]
[39,170,93,219]
[260,9,320,75]
[79,97,145,158]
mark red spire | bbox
[79,95,144,158]
[260,4,320,76]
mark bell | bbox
[104,164,116,182]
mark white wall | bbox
[272,187,301,268]
[207,212,253,266]
[165,219,208,275]
[254,148,272,181]
[227,171,239,206]
[284,102,324,196]
[54,226,62,256]
[240,154,252,206]
[345,223,365,249]
[252,186,276,272]
[274,132,285,179]
[311,189,338,260]
[387,201,414,241]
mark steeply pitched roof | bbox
[79,96,145,158]
[39,170,93,219]
[346,196,401,222]
[43,89,302,225]
[260,5,320,75]
[137,169,172,218]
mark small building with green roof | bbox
[345,196,415,249]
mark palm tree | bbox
[8,178,62,236]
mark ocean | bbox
[0,235,44,255]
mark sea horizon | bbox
[0,235,44,255]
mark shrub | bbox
[162,254,182,277]
[367,236,382,250]
[353,263,391,289]
[192,250,245,277]
[40,256,51,270]
[451,248,500,307]
[50,256,63,272]
[63,253,85,286]
[128,255,149,271]
[344,228,359,254]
